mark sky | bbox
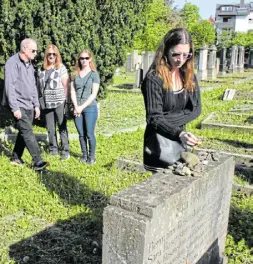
[173,0,249,19]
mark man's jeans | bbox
[74,104,98,159]
[44,102,69,153]
[13,108,42,164]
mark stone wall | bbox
[103,155,234,264]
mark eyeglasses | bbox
[47,52,56,57]
[27,48,38,54]
[169,51,192,60]
[79,57,90,61]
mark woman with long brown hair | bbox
[38,44,70,160]
[141,28,201,172]
[70,50,100,165]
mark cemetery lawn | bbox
[0,71,253,263]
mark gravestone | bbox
[103,155,234,264]
[219,47,227,75]
[134,63,143,88]
[238,46,244,73]
[207,45,217,80]
[132,50,139,71]
[126,53,132,72]
[142,51,155,78]
[229,46,237,73]
[248,49,253,68]
[223,89,236,100]
[216,58,220,74]
[197,45,208,80]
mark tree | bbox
[0,0,151,98]
[190,20,216,50]
[180,2,200,31]
[132,0,176,52]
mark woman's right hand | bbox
[179,131,200,146]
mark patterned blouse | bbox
[38,64,68,109]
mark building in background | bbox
[215,0,253,34]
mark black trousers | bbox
[44,103,69,153]
[13,108,42,164]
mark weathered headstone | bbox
[207,45,217,80]
[103,155,234,264]
[126,53,132,72]
[238,46,244,73]
[229,45,237,73]
[132,50,139,71]
[216,58,220,74]
[219,47,227,75]
[248,49,253,68]
[134,63,143,88]
[222,88,236,100]
[142,51,156,78]
[197,45,208,80]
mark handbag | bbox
[39,96,46,110]
[145,131,186,166]
[38,69,53,110]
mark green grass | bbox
[1,70,253,263]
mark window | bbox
[221,6,233,11]
[223,17,231,22]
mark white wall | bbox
[235,16,249,32]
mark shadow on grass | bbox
[228,193,253,249]
[214,138,253,150]
[9,170,108,264]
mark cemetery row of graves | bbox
[0,68,252,263]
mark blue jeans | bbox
[74,104,98,159]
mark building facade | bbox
[215,0,253,34]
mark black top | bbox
[141,70,201,169]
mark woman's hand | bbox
[179,131,200,146]
[74,105,83,117]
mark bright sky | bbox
[173,0,250,19]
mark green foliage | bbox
[132,0,175,52]
[180,2,200,31]
[190,20,215,50]
[0,0,150,98]
[218,31,253,49]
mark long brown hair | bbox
[43,44,62,70]
[72,50,97,79]
[151,28,195,91]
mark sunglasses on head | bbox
[47,52,56,57]
[170,51,192,60]
[79,57,90,61]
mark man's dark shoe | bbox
[34,160,50,171]
[61,152,70,160]
[10,157,24,166]
[87,157,96,165]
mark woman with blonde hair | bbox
[71,50,100,165]
[141,28,201,172]
[38,44,70,160]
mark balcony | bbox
[216,21,235,28]
[236,8,249,15]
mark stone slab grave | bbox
[229,101,253,113]
[103,154,234,264]
[201,112,253,132]
[233,90,253,100]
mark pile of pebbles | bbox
[164,150,221,177]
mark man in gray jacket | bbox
[5,38,49,171]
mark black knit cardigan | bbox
[141,71,201,143]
